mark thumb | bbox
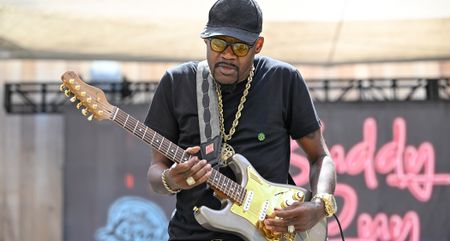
[186,146,201,155]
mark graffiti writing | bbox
[290,117,450,241]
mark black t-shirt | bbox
[145,56,320,241]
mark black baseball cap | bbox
[200,0,263,44]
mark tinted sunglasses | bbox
[208,38,254,57]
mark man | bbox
[145,0,337,240]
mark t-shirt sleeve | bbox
[287,70,321,140]
[144,71,179,143]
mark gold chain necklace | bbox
[214,65,255,165]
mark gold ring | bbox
[288,225,295,233]
[186,176,196,186]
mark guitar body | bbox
[195,154,327,241]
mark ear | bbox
[254,37,264,53]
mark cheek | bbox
[238,59,254,77]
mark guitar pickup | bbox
[258,200,270,221]
[243,191,253,212]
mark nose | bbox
[221,45,237,59]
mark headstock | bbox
[60,71,115,121]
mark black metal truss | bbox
[4,81,159,114]
[3,78,450,114]
[307,77,449,102]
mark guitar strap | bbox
[196,61,298,185]
[196,60,222,167]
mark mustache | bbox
[214,62,238,70]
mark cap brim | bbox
[200,26,259,44]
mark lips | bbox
[215,63,238,75]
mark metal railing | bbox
[3,78,449,114]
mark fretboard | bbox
[111,107,246,204]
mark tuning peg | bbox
[86,97,92,103]
[76,102,83,109]
[80,91,86,97]
[74,85,81,91]
[91,104,97,110]
[59,83,66,92]
[69,78,75,84]
[81,108,89,116]
[64,89,71,97]
[70,96,77,102]
[87,114,94,121]
[97,110,104,116]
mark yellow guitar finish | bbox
[230,166,306,241]
[231,166,304,222]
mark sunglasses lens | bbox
[209,38,251,57]
[210,38,227,52]
[232,43,250,57]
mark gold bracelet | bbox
[161,169,181,194]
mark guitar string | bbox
[83,98,246,203]
[72,88,246,202]
[115,110,246,202]
[72,91,301,236]
[110,113,307,236]
[76,96,246,204]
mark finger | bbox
[274,202,302,219]
[182,162,212,188]
[190,159,208,174]
[193,162,212,179]
[264,219,290,233]
[173,157,199,174]
[185,146,201,155]
[264,217,287,227]
[195,169,213,184]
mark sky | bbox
[2,0,450,22]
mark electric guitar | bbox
[60,71,327,241]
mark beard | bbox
[213,62,240,94]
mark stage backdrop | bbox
[64,101,450,241]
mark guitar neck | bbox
[111,107,245,204]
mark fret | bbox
[219,173,226,193]
[223,177,228,196]
[237,185,243,203]
[151,131,156,147]
[158,136,164,151]
[229,181,236,199]
[174,147,180,162]
[167,142,173,159]
[181,152,189,163]
[143,127,148,140]
[113,110,124,126]
[225,178,231,197]
[233,185,239,201]
[123,114,130,127]
[112,108,119,120]
[132,121,139,133]
[213,171,220,186]
[126,118,136,132]
[135,123,143,139]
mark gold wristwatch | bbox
[312,193,337,217]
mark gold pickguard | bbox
[230,166,306,241]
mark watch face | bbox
[323,193,337,216]
[328,194,337,212]
[314,193,337,217]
